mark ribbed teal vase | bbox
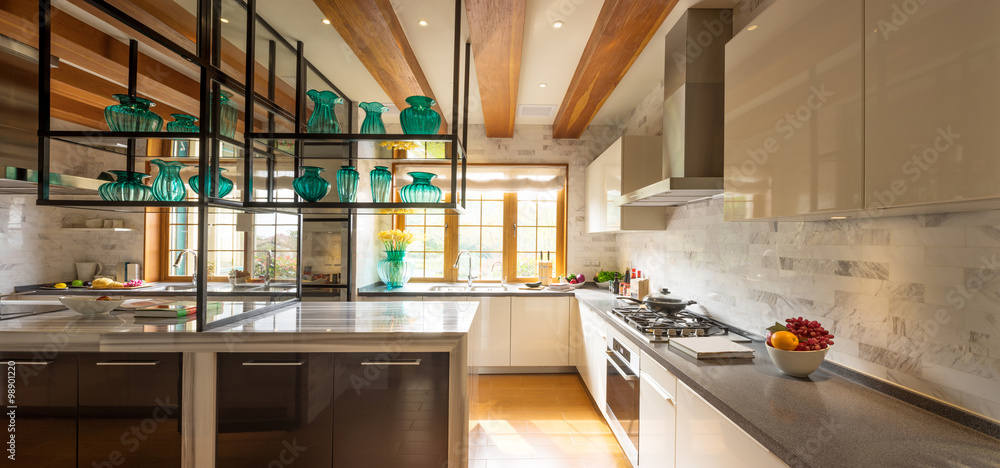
[306,90,343,133]
[166,114,198,133]
[99,171,154,201]
[399,172,441,203]
[399,96,441,134]
[217,91,238,138]
[104,94,162,132]
[377,250,413,289]
[370,166,392,203]
[188,168,234,198]
[359,102,388,134]
[150,159,187,201]
[336,166,359,202]
[293,166,331,202]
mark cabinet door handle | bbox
[361,359,422,366]
[96,360,161,366]
[7,360,52,366]
[242,360,304,366]
[641,371,675,404]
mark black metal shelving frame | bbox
[35,0,471,330]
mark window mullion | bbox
[503,192,517,282]
[444,193,459,282]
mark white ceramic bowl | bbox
[765,343,830,377]
[596,281,612,290]
[58,296,124,316]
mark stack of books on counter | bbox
[133,301,221,318]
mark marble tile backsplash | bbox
[612,81,1000,422]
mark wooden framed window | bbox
[396,164,567,283]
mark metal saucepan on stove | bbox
[617,288,696,314]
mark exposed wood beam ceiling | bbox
[465,0,525,138]
[552,0,679,139]
[313,0,448,133]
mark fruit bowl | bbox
[765,343,830,377]
[58,296,124,316]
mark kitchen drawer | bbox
[0,353,77,468]
[640,351,677,401]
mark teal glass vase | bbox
[399,95,441,134]
[150,159,187,202]
[214,90,238,138]
[99,170,154,201]
[166,114,198,133]
[188,168,234,198]
[104,94,162,132]
[370,166,392,203]
[377,250,413,289]
[337,166,359,202]
[359,102,388,134]
[306,90,343,133]
[399,172,442,203]
[293,166,331,202]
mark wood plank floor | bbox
[469,374,630,468]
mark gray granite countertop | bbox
[574,288,1000,468]
[0,301,479,352]
[358,282,578,297]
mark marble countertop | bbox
[17,282,298,296]
[0,301,479,352]
[574,289,1000,468]
[358,282,578,297]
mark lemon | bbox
[53,282,67,289]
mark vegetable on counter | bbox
[595,270,622,283]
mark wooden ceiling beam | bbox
[465,0,526,138]
[552,0,679,139]
[313,0,449,133]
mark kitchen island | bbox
[0,300,478,468]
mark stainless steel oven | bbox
[606,329,640,466]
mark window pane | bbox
[411,253,426,277]
[408,226,425,252]
[460,200,481,226]
[425,214,445,226]
[517,226,536,252]
[517,253,538,279]
[538,227,557,252]
[538,201,557,226]
[517,201,536,225]
[425,252,445,278]
[424,226,445,251]
[480,201,502,226]
[481,227,503,252]
[458,226,479,251]
[480,252,503,280]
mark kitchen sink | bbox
[426,285,508,293]
[469,286,506,292]
[428,285,469,292]
[162,286,196,291]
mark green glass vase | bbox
[377,250,413,289]
[399,171,441,203]
[166,114,199,133]
[359,102,388,134]
[306,90,343,133]
[370,166,392,203]
[337,166,359,202]
[213,90,238,138]
[150,159,187,202]
[99,170,154,201]
[188,168,234,198]
[104,94,162,132]
[399,95,441,134]
[293,166,331,202]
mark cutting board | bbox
[670,337,754,359]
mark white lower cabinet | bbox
[575,300,607,413]
[675,381,787,468]
[450,297,511,367]
[639,351,677,468]
[510,296,571,366]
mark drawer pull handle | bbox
[361,359,422,366]
[242,360,304,366]
[96,360,161,366]
[641,371,675,404]
[8,360,52,366]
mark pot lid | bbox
[643,288,688,304]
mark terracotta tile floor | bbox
[469,374,630,468]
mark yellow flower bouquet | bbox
[377,229,417,252]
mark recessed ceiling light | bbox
[552,21,564,29]
[747,25,757,31]
[220,17,229,23]
[322,18,331,25]
[418,20,428,27]
[830,216,848,220]
[538,83,548,88]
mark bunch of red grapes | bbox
[785,317,834,351]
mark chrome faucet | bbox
[171,249,198,286]
[453,250,478,287]
[263,249,275,288]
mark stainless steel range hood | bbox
[615,9,731,207]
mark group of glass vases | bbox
[104,92,237,138]
[98,161,233,202]
[303,90,441,135]
[291,167,442,204]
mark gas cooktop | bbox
[609,304,735,343]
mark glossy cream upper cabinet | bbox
[585,136,666,232]
[724,0,865,220]
[864,0,1000,208]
